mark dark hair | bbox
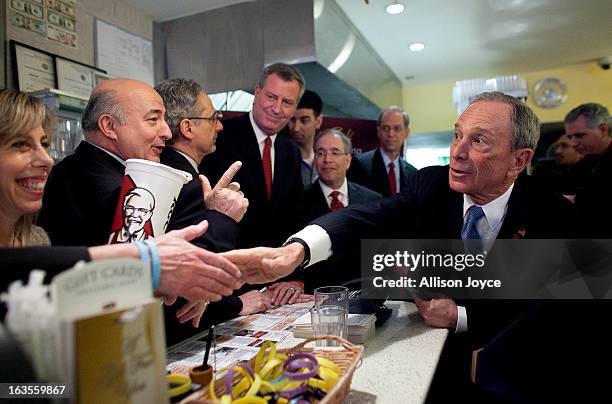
[297,90,323,116]
[257,63,305,100]
[564,103,612,136]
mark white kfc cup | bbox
[108,159,192,244]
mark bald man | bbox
[38,79,246,337]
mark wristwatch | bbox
[283,237,311,268]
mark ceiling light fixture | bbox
[385,1,405,14]
[409,42,425,52]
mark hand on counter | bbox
[265,281,314,306]
[414,298,458,329]
[239,290,273,315]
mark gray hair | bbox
[257,63,306,101]
[378,106,410,128]
[314,128,352,154]
[155,78,203,144]
[81,90,127,135]
[564,103,612,136]
[470,91,540,150]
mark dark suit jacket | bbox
[314,165,576,345]
[200,113,304,248]
[38,141,237,251]
[348,148,417,197]
[300,180,382,292]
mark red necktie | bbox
[330,191,344,211]
[263,137,272,200]
[388,161,397,194]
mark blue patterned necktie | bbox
[461,205,485,253]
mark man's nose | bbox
[451,139,468,160]
[161,120,172,140]
[271,99,283,114]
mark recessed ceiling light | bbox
[409,42,425,52]
[385,1,405,14]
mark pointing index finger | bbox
[214,161,242,190]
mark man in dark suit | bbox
[348,106,417,196]
[38,78,245,336]
[301,128,381,292]
[224,92,579,400]
[155,79,272,342]
[200,63,305,249]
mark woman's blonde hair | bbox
[0,89,55,246]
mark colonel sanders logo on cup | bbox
[108,159,192,244]
[109,182,156,243]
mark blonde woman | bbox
[0,89,54,247]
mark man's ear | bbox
[315,115,323,130]
[510,148,534,175]
[345,152,352,169]
[179,119,195,140]
[97,114,118,140]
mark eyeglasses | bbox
[184,110,224,124]
[315,149,348,158]
[379,125,404,133]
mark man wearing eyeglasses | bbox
[348,106,417,197]
[300,129,381,291]
[155,78,247,237]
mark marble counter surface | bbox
[280,300,448,404]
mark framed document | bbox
[56,57,106,99]
[11,40,56,92]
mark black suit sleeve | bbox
[0,246,91,291]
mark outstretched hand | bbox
[155,220,244,301]
[200,161,248,222]
[221,243,305,284]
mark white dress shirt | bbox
[249,111,277,179]
[380,148,401,192]
[290,183,516,334]
[319,179,349,209]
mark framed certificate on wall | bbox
[56,57,106,99]
[11,40,56,92]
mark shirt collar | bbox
[249,110,277,145]
[173,149,199,173]
[463,183,514,231]
[379,147,399,167]
[319,178,348,198]
[87,141,125,166]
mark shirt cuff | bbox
[289,225,332,268]
[455,305,468,333]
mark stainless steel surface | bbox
[154,0,401,119]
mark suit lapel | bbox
[373,149,391,195]
[498,179,529,239]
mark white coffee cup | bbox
[108,159,192,244]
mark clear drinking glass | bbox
[312,286,349,346]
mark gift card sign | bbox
[52,258,152,319]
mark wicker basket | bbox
[181,335,364,403]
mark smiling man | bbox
[201,63,305,248]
